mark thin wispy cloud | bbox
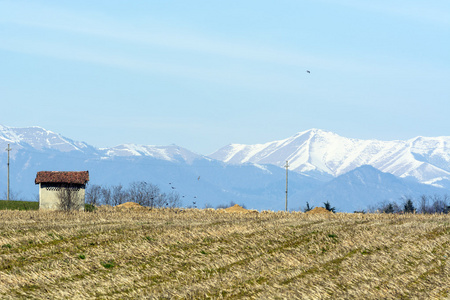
[0,33,311,94]
[1,2,318,70]
[2,0,436,82]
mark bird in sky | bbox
[306,70,311,74]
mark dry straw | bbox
[305,207,333,214]
[0,209,448,299]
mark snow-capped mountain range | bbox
[103,144,205,164]
[0,125,205,162]
[1,125,449,211]
[0,125,93,153]
[210,129,450,187]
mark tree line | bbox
[369,194,450,214]
[85,181,182,208]
[302,196,450,214]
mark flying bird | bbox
[306,70,311,74]
[197,176,200,180]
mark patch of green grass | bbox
[101,260,115,269]
[21,284,39,292]
[84,204,97,212]
[144,236,155,242]
[2,244,12,249]
[0,200,39,211]
[361,249,372,255]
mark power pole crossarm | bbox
[6,144,11,201]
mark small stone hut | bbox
[35,171,89,211]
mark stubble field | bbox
[0,207,449,299]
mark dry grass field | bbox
[0,207,449,299]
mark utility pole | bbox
[285,160,289,212]
[6,144,11,201]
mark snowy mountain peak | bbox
[1,125,205,164]
[3,125,450,190]
[209,130,450,185]
[210,129,336,167]
[104,143,205,163]
[3,125,450,212]
[0,125,89,152]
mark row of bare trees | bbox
[369,194,450,214]
[85,181,182,208]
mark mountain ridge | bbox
[209,128,450,187]
[1,125,449,212]
[0,125,205,163]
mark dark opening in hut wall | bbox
[41,183,84,192]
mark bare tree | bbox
[419,195,430,214]
[85,184,102,206]
[101,186,112,206]
[377,201,401,214]
[111,184,128,206]
[147,184,161,208]
[372,195,450,214]
[167,192,182,208]
[2,190,23,201]
[85,182,183,209]
[418,194,449,214]
[431,194,449,214]
[57,184,83,211]
[129,181,150,206]
[162,191,182,208]
[129,181,161,208]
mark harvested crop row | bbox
[0,209,448,299]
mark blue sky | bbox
[1,0,449,154]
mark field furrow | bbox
[0,209,448,299]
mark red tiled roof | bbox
[35,171,89,185]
